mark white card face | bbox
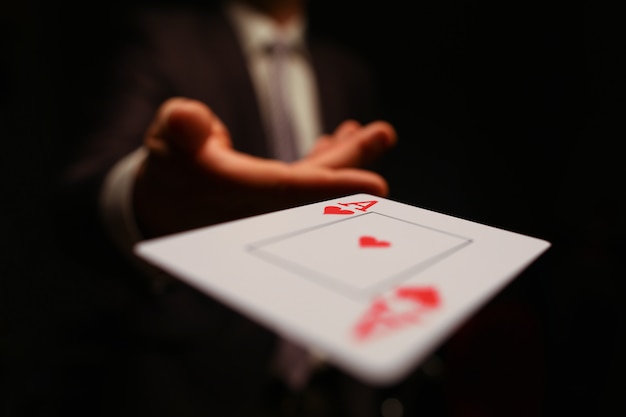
[249,212,470,298]
[135,194,550,385]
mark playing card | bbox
[134,194,550,385]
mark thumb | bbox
[147,97,229,155]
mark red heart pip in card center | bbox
[359,236,391,248]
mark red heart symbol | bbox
[359,236,391,248]
[396,287,440,308]
[323,206,354,215]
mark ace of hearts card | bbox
[135,194,550,385]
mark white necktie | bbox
[267,40,299,162]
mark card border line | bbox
[246,212,474,301]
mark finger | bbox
[333,119,362,141]
[306,120,362,157]
[302,167,389,197]
[280,165,390,201]
[196,135,389,196]
[300,120,397,169]
[305,120,362,158]
[306,134,333,158]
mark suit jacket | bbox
[52,5,399,417]
[62,6,378,186]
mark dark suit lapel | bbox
[308,43,342,134]
[308,38,378,133]
[195,10,271,158]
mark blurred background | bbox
[2,0,624,415]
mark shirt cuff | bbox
[99,147,176,293]
[99,147,147,256]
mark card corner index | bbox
[338,192,381,201]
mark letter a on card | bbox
[338,200,378,212]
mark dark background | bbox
[2,0,625,415]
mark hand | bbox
[133,98,397,238]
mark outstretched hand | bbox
[134,98,397,238]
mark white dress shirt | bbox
[225,0,322,159]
